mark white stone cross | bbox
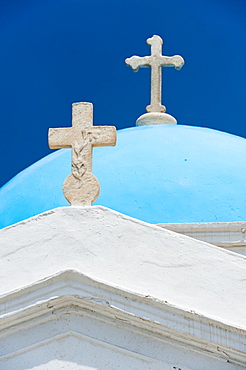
[48,102,116,206]
[125,35,184,114]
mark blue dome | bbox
[1,124,246,228]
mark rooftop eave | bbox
[158,221,246,255]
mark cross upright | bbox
[48,102,116,206]
[125,35,184,114]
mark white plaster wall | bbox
[1,206,246,329]
[1,309,242,370]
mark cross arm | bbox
[125,56,151,71]
[160,55,184,70]
[48,127,73,149]
[90,126,117,147]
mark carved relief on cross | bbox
[48,102,116,206]
[125,35,184,114]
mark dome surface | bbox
[1,124,246,228]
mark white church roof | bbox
[1,205,245,368]
[1,205,245,330]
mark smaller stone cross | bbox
[125,35,184,114]
[48,102,116,206]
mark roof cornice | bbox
[0,270,245,366]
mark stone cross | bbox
[48,102,116,206]
[125,35,184,113]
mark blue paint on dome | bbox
[1,124,246,228]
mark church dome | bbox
[1,124,246,228]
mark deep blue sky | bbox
[1,0,245,187]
